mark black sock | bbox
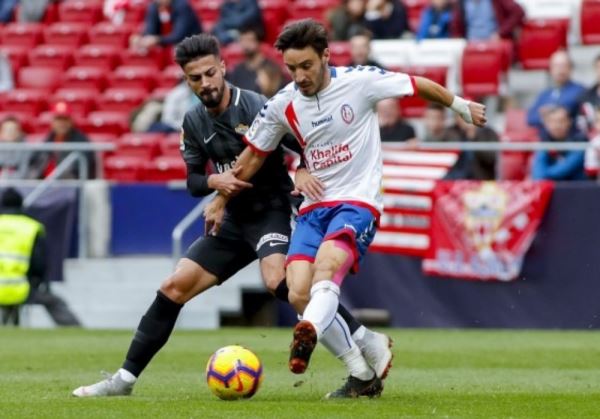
[337,303,362,335]
[274,279,289,302]
[122,291,183,377]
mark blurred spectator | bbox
[528,51,586,133]
[212,0,263,46]
[422,103,451,142]
[584,107,600,178]
[417,0,453,41]
[130,0,202,51]
[348,29,384,68]
[580,54,600,133]
[377,98,416,142]
[0,52,14,94]
[147,81,199,132]
[19,0,50,22]
[328,0,368,41]
[531,106,587,181]
[450,113,499,179]
[451,0,524,43]
[0,117,32,179]
[256,60,285,99]
[227,26,273,93]
[30,102,96,179]
[0,0,17,22]
[364,0,410,39]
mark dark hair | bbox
[427,103,445,112]
[175,34,221,68]
[1,187,23,209]
[239,24,265,42]
[274,19,329,56]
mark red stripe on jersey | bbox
[409,76,418,97]
[242,135,271,157]
[284,102,306,147]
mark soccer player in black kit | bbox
[73,34,391,399]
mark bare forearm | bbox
[232,147,267,182]
[414,76,454,107]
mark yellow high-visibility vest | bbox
[0,214,44,306]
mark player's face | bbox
[183,55,227,109]
[283,46,330,96]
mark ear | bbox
[220,59,227,77]
[322,48,330,64]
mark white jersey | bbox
[244,66,417,218]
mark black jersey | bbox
[181,85,301,216]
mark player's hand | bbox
[292,168,325,201]
[204,195,226,236]
[467,101,487,127]
[208,167,253,198]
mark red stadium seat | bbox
[96,87,148,112]
[2,89,48,115]
[159,133,183,156]
[259,0,288,45]
[59,0,103,23]
[395,65,447,117]
[119,48,165,69]
[117,133,162,159]
[461,42,504,97]
[329,41,351,66]
[404,0,428,33]
[17,67,62,93]
[80,111,130,136]
[0,45,29,79]
[30,111,55,134]
[288,0,338,22]
[88,22,134,48]
[500,108,539,180]
[28,45,74,70]
[62,66,107,91]
[52,88,99,117]
[158,65,184,88]
[518,19,568,70]
[140,156,187,182]
[74,45,121,70]
[123,0,150,23]
[581,0,600,45]
[88,133,119,144]
[221,43,246,69]
[108,66,158,91]
[104,155,145,181]
[44,22,88,47]
[1,23,43,48]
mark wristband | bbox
[450,96,472,124]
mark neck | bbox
[207,85,231,116]
[316,66,332,94]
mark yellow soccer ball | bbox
[205,345,264,400]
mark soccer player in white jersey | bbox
[205,19,487,398]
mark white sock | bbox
[118,368,137,383]
[321,314,354,357]
[340,346,375,381]
[302,280,340,339]
[351,325,367,345]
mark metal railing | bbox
[171,192,215,266]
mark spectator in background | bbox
[0,52,14,94]
[130,0,202,51]
[364,0,410,39]
[0,0,17,22]
[422,103,450,142]
[256,60,285,99]
[328,0,368,41]
[348,29,384,68]
[449,113,499,179]
[227,26,273,93]
[451,0,524,43]
[212,0,263,46]
[532,106,587,181]
[31,102,96,179]
[377,98,416,142]
[580,55,600,133]
[417,0,453,41]
[160,81,199,131]
[528,50,586,134]
[584,107,600,178]
[0,117,32,179]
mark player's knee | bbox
[313,257,338,279]
[288,288,309,313]
[159,277,187,304]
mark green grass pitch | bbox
[1,328,600,418]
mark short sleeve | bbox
[180,117,207,166]
[358,67,417,104]
[243,93,291,156]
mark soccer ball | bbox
[205,345,264,400]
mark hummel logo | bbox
[269,241,287,247]
[203,132,217,143]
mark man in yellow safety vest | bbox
[0,187,46,325]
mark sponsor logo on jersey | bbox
[309,143,353,171]
[216,156,239,173]
[256,233,289,251]
[311,115,333,128]
[203,132,217,143]
[234,123,249,135]
[340,104,354,124]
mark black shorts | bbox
[185,209,292,283]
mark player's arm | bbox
[413,76,487,127]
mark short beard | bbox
[198,84,225,109]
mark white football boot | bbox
[354,329,393,379]
[72,370,135,397]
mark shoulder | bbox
[237,87,267,109]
